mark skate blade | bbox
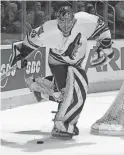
[51,135,73,140]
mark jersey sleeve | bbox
[23,20,59,49]
[23,26,46,49]
[90,18,109,39]
[90,17,113,62]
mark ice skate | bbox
[51,126,74,140]
[73,124,79,136]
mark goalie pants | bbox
[49,64,88,133]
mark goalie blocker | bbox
[90,38,114,67]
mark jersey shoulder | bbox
[29,19,58,37]
[43,20,58,32]
[75,12,98,25]
[74,12,99,38]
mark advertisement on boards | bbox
[1,40,124,92]
[1,47,46,92]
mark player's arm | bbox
[90,18,114,66]
[9,25,46,69]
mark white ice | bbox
[1,91,124,155]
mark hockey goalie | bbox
[9,6,114,139]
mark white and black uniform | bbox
[12,12,112,134]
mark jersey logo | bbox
[30,26,44,38]
[63,33,82,60]
[30,29,37,38]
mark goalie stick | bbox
[0,47,39,82]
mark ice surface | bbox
[1,91,124,155]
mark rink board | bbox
[1,81,122,111]
[1,46,46,92]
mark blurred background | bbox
[1,0,124,45]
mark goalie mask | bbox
[57,6,75,37]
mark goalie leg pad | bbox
[53,66,88,134]
[51,122,74,140]
[25,76,61,102]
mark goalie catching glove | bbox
[90,38,114,67]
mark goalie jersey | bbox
[22,11,110,66]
